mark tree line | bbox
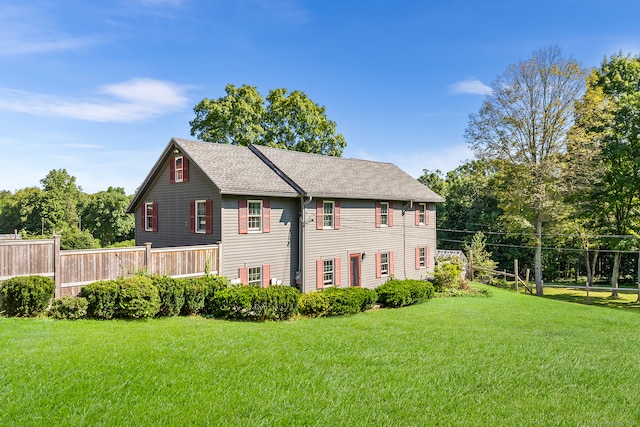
[424,46,640,296]
[0,169,134,249]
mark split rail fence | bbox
[0,237,221,297]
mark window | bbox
[418,203,427,225]
[195,200,207,233]
[380,202,389,226]
[248,200,262,231]
[323,259,334,286]
[419,247,426,268]
[380,252,389,276]
[248,267,262,286]
[144,202,155,232]
[174,156,184,182]
[323,201,334,229]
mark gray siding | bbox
[301,200,437,293]
[134,159,222,247]
[221,195,299,286]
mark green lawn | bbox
[2,286,640,426]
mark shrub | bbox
[210,285,256,320]
[181,278,208,316]
[323,287,364,316]
[433,257,466,291]
[0,275,55,317]
[342,287,378,311]
[49,296,88,320]
[253,285,299,321]
[117,276,160,319]
[376,279,434,308]
[298,291,330,317]
[198,275,231,315]
[151,275,185,317]
[79,280,120,319]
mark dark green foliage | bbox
[210,285,299,321]
[376,279,434,308]
[0,275,55,317]
[117,276,160,319]
[298,291,330,317]
[181,279,208,316]
[48,296,88,320]
[253,285,299,321]
[210,286,256,320]
[151,276,185,317]
[197,275,231,315]
[433,257,466,291]
[79,280,120,319]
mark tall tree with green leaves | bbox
[465,45,586,295]
[190,84,346,156]
[82,187,134,246]
[566,53,640,296]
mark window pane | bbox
[248,201,262,230]
[248,267,261,285]
[323,202,333,228]
[323,259,333,285]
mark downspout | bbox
[299,195,313,291]
[402,200,413,280]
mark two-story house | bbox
[127,138,444,292]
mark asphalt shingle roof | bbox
[252,144,444,202]
[173,138,299,197]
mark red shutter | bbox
[152,202,158,232]
[376,252,382,278]
[316,259,324,289]
[262,264,271,288]
[334,258,341,287]
[262,200,271,233]
[425,203,430,225]
[183,157,189,182]
[390,251,395,276]
[415,206,420,226]
[316,200,323,230]
[189,200,195,233]
[426,246,431,268]
[206,199,213,234]
[389,204,394,227]
[238,200,248,234]
[170,157,175,183]
[375,201,381,228]
[334,201,340,230]
[239,267,248,285]
[415,247,420,270]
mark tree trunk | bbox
[584,249,593,287]
[535,212,543,296]
[611,251,621,298]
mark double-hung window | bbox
[323,201,334,229]
[174,156,184,182]
[419,247,426,268]
[380,202,389,226]
[144,202,155,231]
[248,200,262,231]
[248,266,262,286]
[380,252,389,276]
[195,200,207,233]
[323,259,334,287]
[418,203,427,225]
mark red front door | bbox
[350,254,361,287]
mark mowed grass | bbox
[543,285,640,310]
[2,286,640,426]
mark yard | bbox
[2,285,639,426]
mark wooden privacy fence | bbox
[0,237,221,297]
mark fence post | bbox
[514,259,519,293]
[53,235,61,298]
[144,242,152,275]
[217,241,223,276]
[469,250,474,281]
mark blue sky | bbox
[1,0,639,194]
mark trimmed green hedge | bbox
[211,285,299,321]
[79,276,160,319]
[298,287,378,317]
[151,276,185,317]
[376,279,434,308]
[49,296,88,320]
[0,275,55,317]
[79,280,120,319]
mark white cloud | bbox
[448,79,492,96]
[0,78,190,122]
